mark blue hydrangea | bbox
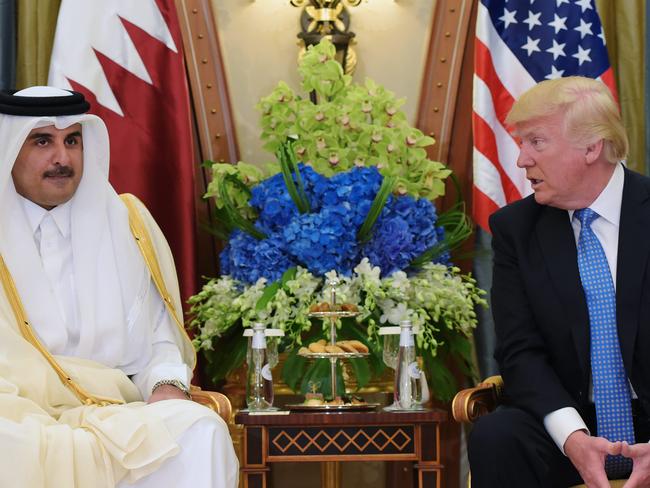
[219,244,232,276]
[282,205,358,276]
[313,167,383,227]
[249,164,327,234]
[362,196,448,275]
[220,230,297,284]
[219,165,449,285]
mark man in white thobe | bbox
[0,86,238,488]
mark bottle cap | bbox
[243,327,285,337]
[399,320,414,346]
[378,326,400,335]
[252,323,266,349]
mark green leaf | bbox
[281,348,308,391]
[198,219,230,242]
[201,331,248,385]
[254,266,298,312]
[285,140,311,212]
[300,359,336,395]
[357,175,396,243]
[255,281,281,311]
[348,358,371,390]
[410,202,472,267]
[421,353,457,403]
[446,333,477,379]
[280,266,297,286]
[277,142,310,213]
[218,176,266,240]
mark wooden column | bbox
[174,0,240,283]
[411,2,479,488]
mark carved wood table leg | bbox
[414,423,443,487]
[321,461,342,488]
[242,425,269,488]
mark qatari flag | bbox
[48,0,198,305]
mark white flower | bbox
[354,258,381,283]
[324,269,339,283]
[378,299,410,324]
[388,270,409,290]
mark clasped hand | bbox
[565,431,650,487]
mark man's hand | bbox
[564,430,621,487]
[148,384,190,404]
[622,442,650,487]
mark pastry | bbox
[309,302,331,313]
[336,341,358,353]
[326,396,344,406]
[308,341,327,353]
[346,340,369,353]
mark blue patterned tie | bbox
[575,208,634,478]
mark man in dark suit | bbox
[468,76,650,487]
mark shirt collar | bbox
[568,163,624,227]
[20,195,72,239]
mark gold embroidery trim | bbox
[0,255,123,406]
[0,194,194,407]
[119,194,196,366]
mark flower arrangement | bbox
[189,39,486,402]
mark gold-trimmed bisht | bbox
[119,194,197,368]
[0,254,123,406]
[0,193,195,406]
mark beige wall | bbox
[211,0,436,168]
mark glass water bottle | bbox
[394,320,423,410]
[246,323,275,411]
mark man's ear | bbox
[584,139,604,164]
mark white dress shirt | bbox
[543,163,633,453]
[21,196,190,400]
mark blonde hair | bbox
[506,76,628,164]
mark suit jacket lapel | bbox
[616,168,650,373]
[536,206,590,377]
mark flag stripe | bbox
[473,185,501,233]
[474,39,517,128]
[473,112,522,203]
[473,147,508,207]
[473,74,529,198]
[600,67,618,103]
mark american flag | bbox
[472,0,617,231]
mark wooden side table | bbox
[235,409,447,488]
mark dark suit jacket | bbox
[489,166,650,423]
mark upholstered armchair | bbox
[190,386,232,422]
[452,376,626,488]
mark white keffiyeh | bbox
[0,87,194,374]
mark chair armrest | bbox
[190,386,232,422]
[452,375,504,424]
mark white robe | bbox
[0,91,238,487]
[0,199,239,487]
